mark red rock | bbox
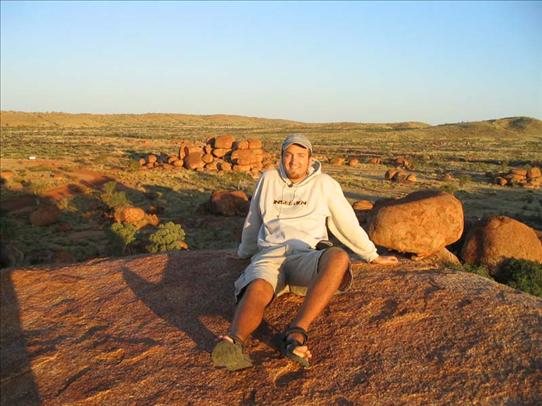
[330,157,345,166]
[212,148,229,158]
[527,167,541,179]
[184,145,203,156]
[348,159,359,167]
[394,157,410,168]
[138,158,146,166]
[147,154,157,164]
[352,200,373,211]
[233,140,249,150]
[184,152,205,170]
[495,177,507,186]
[461,216,542,275]
[367,190,464,255]
[0,170,15,183]
[210,190,249,216]
[114,207,145,224]
[214,135,235,149]
[202,154,214,164]
[205,162,218,171]
[29,205,61,226]
[247,139,262,149]
[511,168,527,176]
[406,174,417,182]
[385,169,399,180]
[233,164,251,173]
[1,251,541,405]
[218,162,232,172]
[368,158,382,165]
[172,159,184,168]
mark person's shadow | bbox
[121,250,279,354]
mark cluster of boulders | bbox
[137,136,276,177]
[352,190,542,271]
[325,156,411,168]
[493,167,541,189]
[327,157,360,167]
[384,169,416,183]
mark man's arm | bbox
[237,176,264,259]
[325,178,380,262]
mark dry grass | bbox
[1,111,541,266]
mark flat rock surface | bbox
[1,250,541,405]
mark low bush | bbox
[146,222,186,253]
[497,259,542,298]
[108,222,137,255]
[460,263,492,279]
[100,181,130,210]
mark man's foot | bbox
[280,326,312,369]
[211,335,253,371]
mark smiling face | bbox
[282,143,312,183]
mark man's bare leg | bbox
[286,247,350,357]
[229,278,274,342]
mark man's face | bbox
[282,143,311,182]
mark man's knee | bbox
[245,278,274,302]
[319,247,350,274]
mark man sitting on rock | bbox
[212,134,398,370]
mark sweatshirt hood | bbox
[278,159,322,187]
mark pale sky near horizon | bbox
[1,1,541,124]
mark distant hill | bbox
[433,116,542,135]
[0,111,432,130]
[1,111,540,134]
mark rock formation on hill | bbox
[1,250,541,405]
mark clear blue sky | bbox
[1,1,541,124]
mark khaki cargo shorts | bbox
[234,245,353,303]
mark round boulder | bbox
[114,207,145,224]
[367,190,464,255]
[210,190,250,216]
[461,216,542,275]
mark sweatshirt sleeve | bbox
[326,177,379,262]
[237,175,264,259]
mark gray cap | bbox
[281,134,313,154]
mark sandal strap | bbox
[283,326,308,346]
[228,333,246,346]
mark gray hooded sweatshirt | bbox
[237,160,379,262]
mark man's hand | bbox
[370,255,399,265]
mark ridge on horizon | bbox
[1,110,541,129]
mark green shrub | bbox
[497,259,542,298]
[0,212,17,241]
[146,222,186,253]
[100,181,130,210]
[460,263,492,279]
[108,222,137,255]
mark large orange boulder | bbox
[213,135,234,149]
[184,152,205,170]
[209,190,249,216]
[114,207,145,224]
[367,191,464,255]
[461,216,542,275]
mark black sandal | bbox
[211,334,253,371]
[280,326,310,369]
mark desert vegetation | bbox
[1,112,541,294]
